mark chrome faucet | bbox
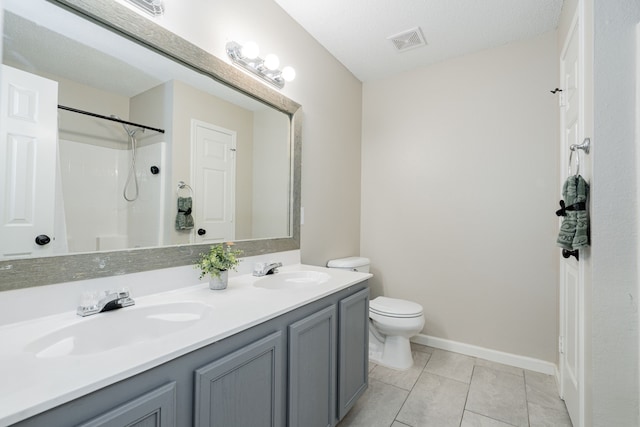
[253,261,283,277]
[77,289,135,317]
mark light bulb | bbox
[281,66,296,82]
[241,41,259,59]
[264,54,280,71]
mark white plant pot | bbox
[209,270,228,290]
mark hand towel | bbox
[556,175,589,250]
[175,196,194,230]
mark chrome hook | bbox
[570,138,591,154]
[569,138,590,176]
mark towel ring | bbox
[177,180,193,197]
[569,138,591,176]
[568,149,580,176]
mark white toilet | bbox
[327,257,425,371]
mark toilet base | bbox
[369,331,414,371]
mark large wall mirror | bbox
[0,0,301,290]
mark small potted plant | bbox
[195,242,243,290]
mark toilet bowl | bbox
[368,296,424,370]
[326,257,425,371]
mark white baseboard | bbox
[554,364,562,397]
[411,333,557,376]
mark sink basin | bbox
[25,301,213,358]
[253,271,331,290]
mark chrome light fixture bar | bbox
[226,41,296,89]
[125,0,165,17]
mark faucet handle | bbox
[117,287,131,298]
[253,262,265,275]
[79,291,99,308]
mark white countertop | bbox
[0,263,371,426]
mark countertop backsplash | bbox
[0,250,301,326]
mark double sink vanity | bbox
[0,259,371,426]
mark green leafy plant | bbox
[195,243,243,279]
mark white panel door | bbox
[0,65,58,259]
[191,120,236,244]
[559,12,586,427]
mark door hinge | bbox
[551,88,566,107]
[559,335,565,354]
[559,93,567,108]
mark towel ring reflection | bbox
[177,181,193,197]
[569,138,591,176]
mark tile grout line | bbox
[463,409,520,427]
[389,351,433,427]
[465,360,533,427]
[523,370,531,427]
[458,364,474,427]
[393,358,427,426]
[363,365,417,426]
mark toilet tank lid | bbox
[326,257,370,268]
[370,296,423,316]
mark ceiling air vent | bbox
[387,27,426,52]
[125,0,165,16]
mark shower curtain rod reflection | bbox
[57,105,165,134]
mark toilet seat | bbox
[370,296,423,318]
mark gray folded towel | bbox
[175,197,194,230]
[556,175,589,250]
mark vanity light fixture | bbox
[124,0,165,17]
[226,41,296,89]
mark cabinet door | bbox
[338,288,369,420]
[194,331,283,427]
[288,305,337,427]
[78,382,176,427]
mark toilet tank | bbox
[326,257,370,273]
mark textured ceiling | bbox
[273,0,564,82]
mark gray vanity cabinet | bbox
[288,287,369,427]
[337,288,369,420]
[288,305,337,427]
[77,382,177,427]
[194,331,284,427]
[12,282,368,427]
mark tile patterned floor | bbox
[338,344,573,427]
